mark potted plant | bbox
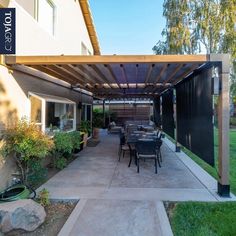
[79,120,91,147]
[92,109,104,140]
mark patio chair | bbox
[118,133,129,161]
[155,138,163,164]
[135,140,160,174]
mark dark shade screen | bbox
[176,67,214,166]
[153,97,161,128]
[162,90,175,138]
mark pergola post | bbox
[211,54,230,197]
[103,99,106,128]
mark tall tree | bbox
[153,0,236,96]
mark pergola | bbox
[5,54,230,196]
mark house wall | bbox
[0,0,96,190]
[8,0,93,55]
[0,64,93,189]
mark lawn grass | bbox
[171,202,236,236]
[169,129,236,236]
[180,128,236,194]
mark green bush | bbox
[54,156,67,170]
[70,131,81,150]
[0,119,54,184]
[79,120,92,134]
[27,159,48,187]
[93,109,104,128]
[53,132,73,154]
[37,188,50,207]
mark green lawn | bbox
[182,128,236,194]
[169,129,236,236]
[171,202,236,236]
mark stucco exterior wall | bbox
[8,0,93,55]
[0,65,93,189]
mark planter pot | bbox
[93,128,100,140]
[0,184,31,202]
[83,133,88,148]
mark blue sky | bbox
[89,0,165,55]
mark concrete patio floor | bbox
[37,130,234,236]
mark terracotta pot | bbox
[93,128,100,140]
[83,133,88,148]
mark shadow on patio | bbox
[38,130,218,202]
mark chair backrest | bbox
[155,138,163,148]
[135,140,157,155]
[119,133,126,145]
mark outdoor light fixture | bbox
[212,67,220,95]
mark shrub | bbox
[79,120,92,134]
[93,109,104,128]
[27,159,48,187]
[37,188,50,207]
[53,132,73,154]
[70,131,81,150]
[0,119,54,184]
[54,156,67,170]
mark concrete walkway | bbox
[37,130,234,236]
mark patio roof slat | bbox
[49,65,85,87]
[163,64,184,86]
[104,64,121,89]
[29,65,78,86]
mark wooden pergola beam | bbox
[5,54,208,65]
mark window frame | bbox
[35,0,56,35]
[29,92,76,133]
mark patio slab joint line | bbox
[58,199,87,236]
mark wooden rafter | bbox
[30,65,77,86]
[173,64,201,85]
[120,64,129,88]
[63,64,96,85]
[89,64,112,88]
[104,64,121,89]
[144,64,155,84]
[163,64,184,85]
[76,64,103,84]
[50,65,85,86]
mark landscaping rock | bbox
[0,199,46,233]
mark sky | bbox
[89,0,165,55]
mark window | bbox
[46,102,74,132]
[82,104,92,122]
[37,0,55,35]
[29,93,76,134]
[30,96,42,129]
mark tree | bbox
[153,0,236,96]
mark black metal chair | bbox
[155,138,163,164]
[135,139,161,174]
[118,133,129,161]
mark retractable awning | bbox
[5,54,213,99]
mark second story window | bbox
[37,0,55,35]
